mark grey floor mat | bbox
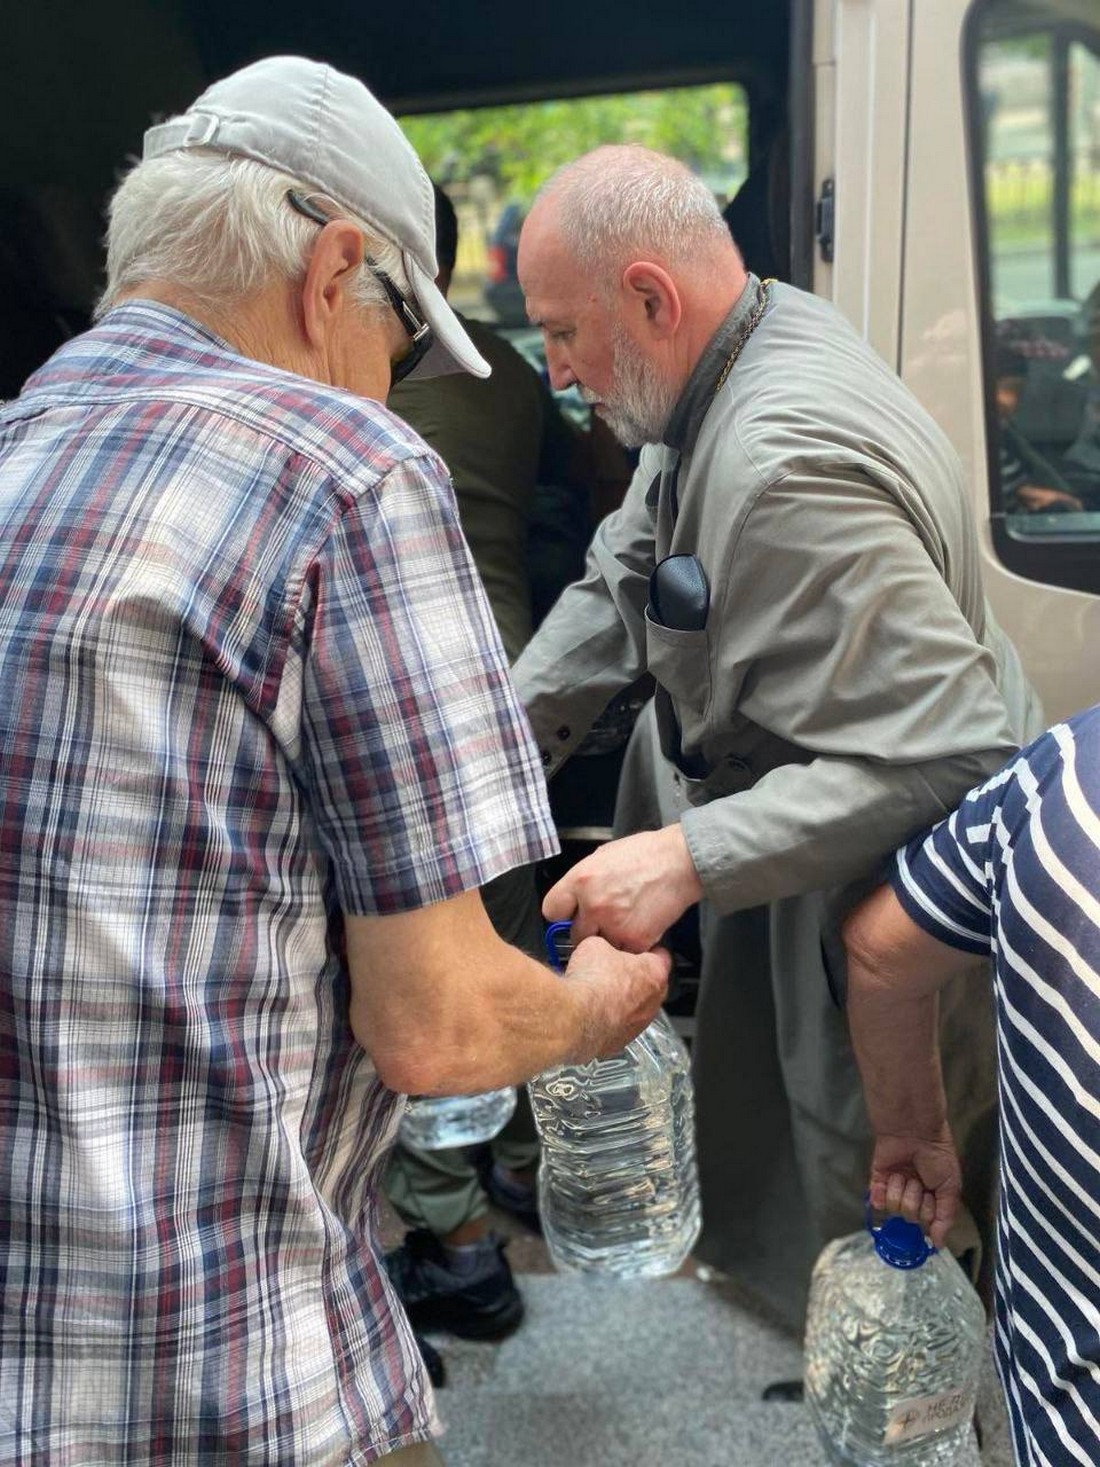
[422,1270,1015,1466]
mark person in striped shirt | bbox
[844,704,1100,1465]
[0,57,669,1466]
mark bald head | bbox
[534,145,737,276]
[517,146,748,447]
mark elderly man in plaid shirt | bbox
[0,58,669,1466]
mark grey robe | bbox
[513,276,1043,1329]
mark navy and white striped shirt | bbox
[892,704,1100,1467]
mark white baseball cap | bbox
[143,55,490,379]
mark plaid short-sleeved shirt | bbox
[0,303,558,1464]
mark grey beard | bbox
[598,324,677,448]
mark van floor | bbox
[379,1198,1017,1465]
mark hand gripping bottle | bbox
[803,1205,986,1465]
[527,921,701,1277]
[398,1090,516,1150]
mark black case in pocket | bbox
[648,553,709,631]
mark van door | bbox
[901,0,1100,721]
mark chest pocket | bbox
[644,606,713,750]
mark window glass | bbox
[1070,40,1100,301]
[973,10,1100,565]
[398,84,747,423]
[982,33,1057,308]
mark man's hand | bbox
[564,935,671,1057]
[868,1128,962,1251]
[345,890,672,1093]
[1016,483,1083,513]
[542,824,703,951]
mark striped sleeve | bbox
[889,764,1015,956]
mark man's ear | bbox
[300,221,365,349]
[621,261,682,339]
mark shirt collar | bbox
[17,300,245,406]
[99,298,237,354]
[663,271,763,454]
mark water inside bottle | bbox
[803,1230,985,1466]
[399,1087,516,1150]
[529,1010,700,1278]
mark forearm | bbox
[374,955,598,1095]
[846,956,947,1141]
[346,890,667,1094]
[842,885,971,1140]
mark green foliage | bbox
[399,83,747,206]
[987,158,1100,250]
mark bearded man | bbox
[511,143,1043,1328]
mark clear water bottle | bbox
[803,1208,986,1466]
[398,1087,516,1150]
[527,921,701,1278]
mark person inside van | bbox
[994,338,1086,514]
[384,182,589,1355]
[510,142,1043,1331]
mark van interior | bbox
[2,0,811,400]
[4,1,1099,606]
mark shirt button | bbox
[556,725,570,741]
[540,749,552,767]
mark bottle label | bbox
[883,1387,974,1445]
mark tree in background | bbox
[400,83,747,207]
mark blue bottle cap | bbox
[868,1213,933,1270]
[544,920,573,973]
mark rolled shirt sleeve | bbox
[889,775,1004,957]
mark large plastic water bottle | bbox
[803,1208,986,1466]
[398,1087,516,1150]
[527,921,701,1278]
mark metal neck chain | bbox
[713,277,774,396]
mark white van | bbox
[814,0,1100,721]
[3,0,1098,719]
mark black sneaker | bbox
[385,1229,524,1341]
[413,1332,446,1388]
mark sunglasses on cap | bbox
[285,188,433,383]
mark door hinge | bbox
[815,177,835,263]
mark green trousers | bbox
[381,1441,445,1464]
[384,864,543,1237]
[386,1087,539,1235]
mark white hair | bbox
[539,145,731,274]
[96,149,409,319]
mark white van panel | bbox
[823,0,911,365]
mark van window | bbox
[396,84,747,433]
[398,82,748,331]
[968,2,1100,593]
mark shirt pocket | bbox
[644,606,713,748]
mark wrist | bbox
[663,822,703,907]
